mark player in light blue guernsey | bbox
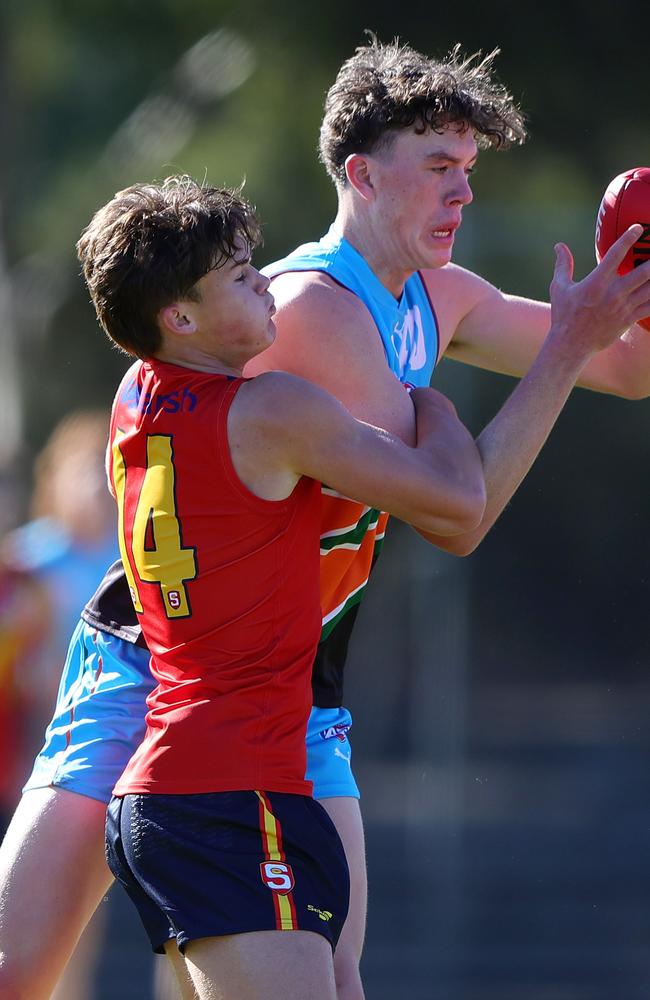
[245,41,650,1000]
[4,38,650,1000]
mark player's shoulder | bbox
[420,261,501,347]
[237,371,328,421]
[232,372,341,457]
[269,269,372,328]
[245,267,381,380]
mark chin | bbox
[421,247,453,271]
[254,324,276,357]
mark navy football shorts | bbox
[105,789,350,954]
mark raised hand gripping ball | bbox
[595,167,650,331]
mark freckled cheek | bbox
[398,181,428,215]
[389,180,413,204]
[386,191,415,233]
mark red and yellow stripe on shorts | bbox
[256,791,299,931]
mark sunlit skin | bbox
[156,243,276,375]
[337,124,478,297]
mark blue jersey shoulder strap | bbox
[263,226,439,387]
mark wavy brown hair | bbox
[319,38,527,186]
[77,176,262,358]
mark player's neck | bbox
[334,207,410,299]
[153,342,244,377]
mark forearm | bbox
[399,390,485,535]
[419,329,591,555]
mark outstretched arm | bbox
[419,225,650,555]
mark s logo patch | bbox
[260,861,295,895]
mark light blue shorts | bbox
[24,621,360,804]
[305,705,360,800]
[23,621,155,803]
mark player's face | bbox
[191,243,276,368]
[368,123,477,275]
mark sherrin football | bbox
[595,167,650,331]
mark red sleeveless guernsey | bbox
[109,359,322,796]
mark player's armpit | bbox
[244,271,416,444]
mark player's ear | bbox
[158,303,198,337]
[344,153,376,201]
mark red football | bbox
[595,166,650,331]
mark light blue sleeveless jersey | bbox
[263,225,439,387]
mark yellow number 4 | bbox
[113,432,197,619]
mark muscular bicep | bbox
[279,380,478,535]
[244,272,416,444]
[233,372,484,534]
[451,292,551,376]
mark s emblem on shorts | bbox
[260,861,295,895]
[307,904,333,921]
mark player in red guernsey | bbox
[78,175,488,1000]
[109,365,322,797]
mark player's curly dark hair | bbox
[77,175,262,358]
[319,37,527,186]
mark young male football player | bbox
[80,173,488,1000]
[245,40,650,996]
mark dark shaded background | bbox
[2,2,650,997]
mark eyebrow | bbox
[229,254,251,269]
[422,150,478,165]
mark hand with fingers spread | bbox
[549,225,650,361]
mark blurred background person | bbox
[0,558,50,837]
[0,410,119,1000]
[2,409,119,727]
